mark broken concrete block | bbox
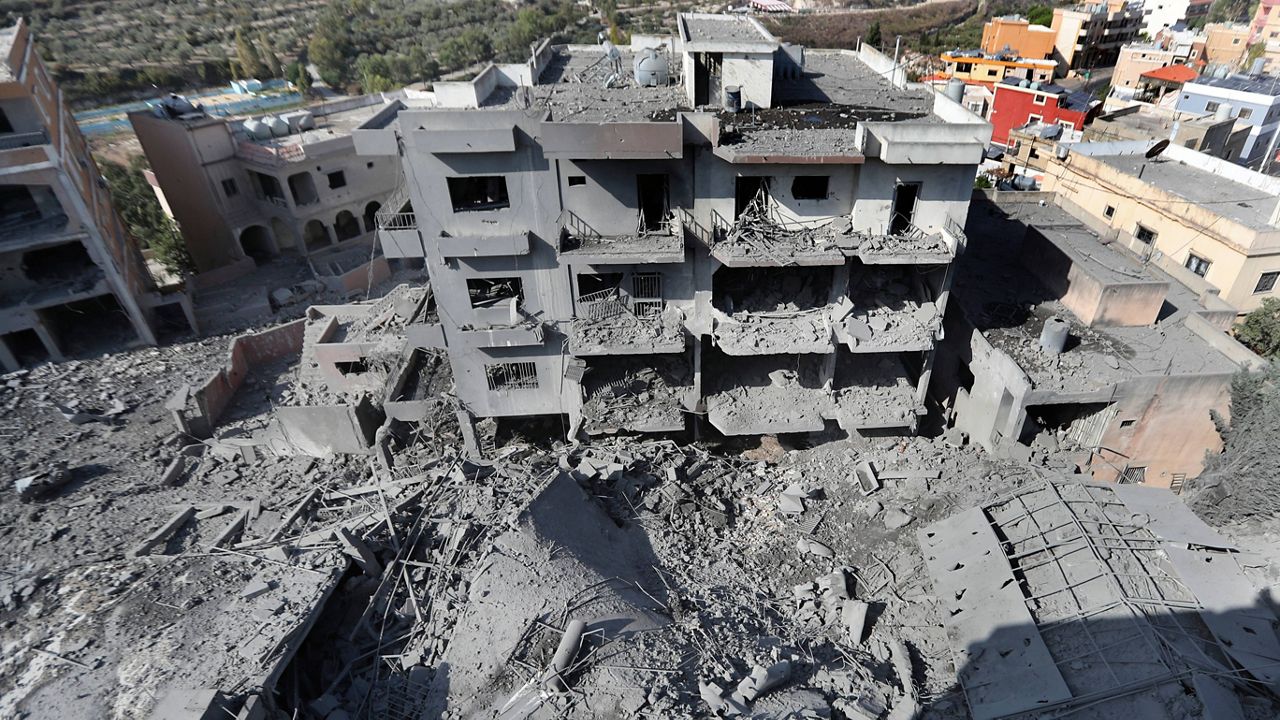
[159,456,188,486]
[240,577,273,600]
[854,460,880,496]
[845,317,873,341]
[842,600,869,644]
[796,538,835,559]
[883,509,914,530]
[132,506,196,557]
[778,493,805,515]
[734,660,792,704]
[699,681,726,711]
[336,527,383,577]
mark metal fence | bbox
[485,361,539,391]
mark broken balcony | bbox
[0,241,107,311]
[835,219,954,265]
[825,351,922,432]
[712,265,834,355]
[462,277,543,346]
[709,203,845,268]
[570,289,685,356]
[835,263,944,353]
[579,354,691,435]
[705,352,828,436]
[557,210,684,264]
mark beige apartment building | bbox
[1112,44,1178,91]
[1051,1,1144,72]
[0,20,187,371]
[1203,22,1251,68]
[130,95,399,280]
[1041,140,1280,313]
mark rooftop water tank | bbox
[634,48,669,87]
[1215,102,1232,122]
[282,110,315,132]
[243,119,271,141]
[945,78,965,104]
[265,115,289,137]
[1040,317,1069,354]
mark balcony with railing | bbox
[569,287,686,356]
[0,130,49,152]
[557,210,684,265]
[709,202,846,268]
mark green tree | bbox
[308,31,347,85]
[866,21,883,49]
[235,26,266,79]
[1236,297,1280,358]
[438,27,493,71]
[1026,4,1054,27]
[100,157,194,275]
[255,31,283,78]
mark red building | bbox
[988,79,1097,146]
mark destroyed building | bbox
[933,192,1264,490]
[0,20,189,372]
[129,94,400,280]
[352,13,990,444]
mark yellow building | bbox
[981,16,1057,60]
[1040,141,1280,313]
[941,52,1057,84]
[1204,22,1250,68]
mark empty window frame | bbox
[1185,252,1211,278]
[567,175,587,187]
[327,170,347,189]
[1103,204,1115,219]
[447,176,510,212]
[1135,223,1157,244]
[467,277,523,308]
[1239,108,1254,120]
[221,178,238,197]
[1255,271,1279,294]
[486,361,538,391]
[1205,101,1220,112]
[1033,93,1047,106]
[791,175,830,200]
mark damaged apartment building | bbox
[934,191,1264,491]
[0,20,189,372]
[352,13,990,444]
[129,93,399,283]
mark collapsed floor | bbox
[4,289,1280,720]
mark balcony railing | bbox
[0,130,49,151]
[376,184,416,231]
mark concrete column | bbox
[31,320,64,362]
[0,336,20,372]
[456,409,481,458]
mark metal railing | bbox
[576,287,629,321]
[378,212,417,231]
[0,130,49,151]
[558,209,601,247]
[943,215,968,246]
[485,361,539,391]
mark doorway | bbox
[636,174,669,232]
[734,176,769,218]
[890,182,921,235]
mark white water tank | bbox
[634,48,669,87]
[945,78,965,103]
[243,119,271,140]
[1214,102,1232,122]
[265,115,289,137]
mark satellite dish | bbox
[1145,139,1170,158]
